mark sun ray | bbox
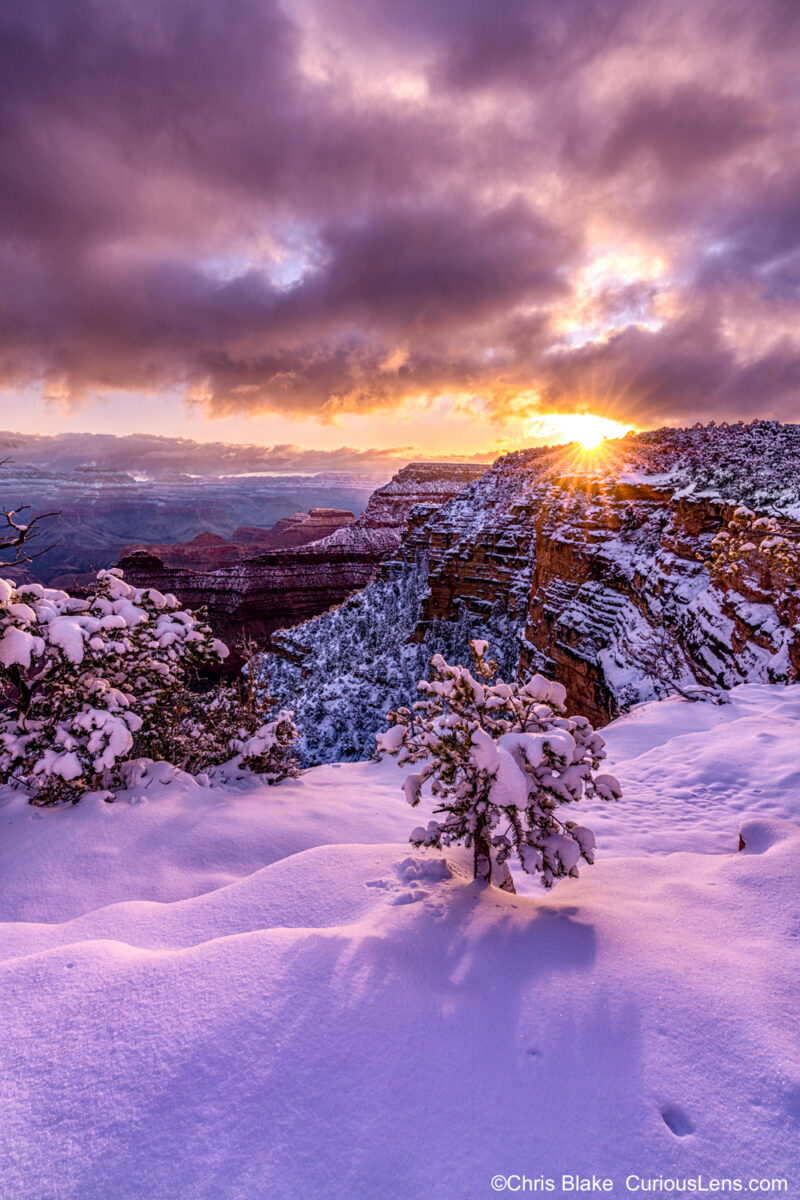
[527,412,633,451]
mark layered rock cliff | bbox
[118,462,486,649]
[0,459,381,584]
[411,423,800,722]
[263,421,800,763]
[122,508,356,569]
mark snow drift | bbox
[1,684,799,1199]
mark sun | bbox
[571,414,616,449]
[563,413,632,449]
[528,412,633,451]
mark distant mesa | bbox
[0,465,382,585]
[121,507,357,569]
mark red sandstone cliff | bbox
[118,463,486,649]
[122,508,356,569]
[406,427,800,723]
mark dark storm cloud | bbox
[0,0,797,426]
[318,0,632,91]
[694,175,800,298]
[0,0,461,247]
[537,311,800,425]
[591,86,766,180]
[0,196,571,412]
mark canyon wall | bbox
[406,425,800,723]
[122,508,356,569]
[119,462,487,649]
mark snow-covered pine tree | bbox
[146,676,300,783]
[377,641,621,890]
[0,570,299,803]
[140,634,299,782]
[0,569,229,802]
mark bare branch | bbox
[0,506,61,566]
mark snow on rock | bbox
[263,422,800,767]
[738,816,796,855]
[0,684,799,1198]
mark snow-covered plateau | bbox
[1,683,799,1199]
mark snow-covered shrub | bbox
[149,675,300,783]
[377,641,621,890]
[706,506,800,583]
[0,569,229,803]
[0,572,302,802]
[237,708,300,781]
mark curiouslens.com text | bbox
[489,1175,790,1195]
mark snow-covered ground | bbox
[1,684,798,1199]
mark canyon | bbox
[411,433,800,723]
[9,422,798,749]
[118,462,487,649]
[265,421,800,761]
[0,461,381,583]
[121,508,357,568]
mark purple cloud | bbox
[0,0,796,428]
[0,430,492,478]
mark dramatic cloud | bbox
[0,0,797,430]
[0,430,493,478]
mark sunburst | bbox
[529,412,633,451]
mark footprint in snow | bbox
[390,889,428,905]
[364,858,452,905]
[661,1105,695,1137]
[396,856,452,883]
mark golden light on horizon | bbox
[527,412,634,450]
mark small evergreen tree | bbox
[377,641,621,890]
[0,571,298,803]
[146,677,300,783]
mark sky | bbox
[0,0,797,467]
